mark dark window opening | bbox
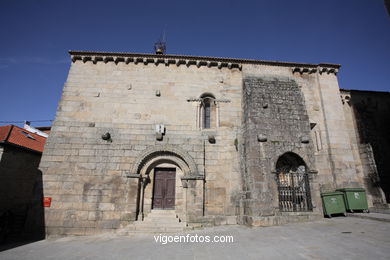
[203,101,211,129]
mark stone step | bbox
[142,217,180,223]
[117,223,193,235]
[144,213,178,217]
[119,228,189,235]
[148,210,177,214]
[134,226,185,232]
[116,210,188,235]
[134,222,187,228]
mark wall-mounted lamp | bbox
[156,124,165,141]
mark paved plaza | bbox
[1,216,389,260]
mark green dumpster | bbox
[336,188,369,213]
[321,191,347,218]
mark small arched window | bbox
[200,94,216,129]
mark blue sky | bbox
[0,0,389,127]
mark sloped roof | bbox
[0,125,47,153]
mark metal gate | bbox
[276,165,312,212]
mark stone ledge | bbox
[70,54,242,70]
[69,50,340,70]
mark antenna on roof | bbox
[154,27,167,55]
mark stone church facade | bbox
[39,50,389,236]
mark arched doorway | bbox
[131,145,201,221]
[276,152,312,212]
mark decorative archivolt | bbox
[129,145,200,177]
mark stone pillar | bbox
[137,175,149,221]
[316,71,360,188]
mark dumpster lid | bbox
[321,191,344,197]
[336,188,365,192]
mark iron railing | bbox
[276,169,312,212]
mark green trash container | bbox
[321,191,347,218]
[336,188,369,213]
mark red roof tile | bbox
[0,125,47,153]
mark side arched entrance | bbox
[275,152,313,212]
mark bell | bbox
[155,48,163,54]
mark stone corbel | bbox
[208,135,216,144]
[187,60,196,67]
[82,56,90,63]
[341,94,351,105]
[300,135,310,144]
[93,56,103,64]
[292,67,317,74]
[319,67,339,75]
[257,134,267,142]
[114,57,124,64]
[292,67,300,73]
[103,56,111,63]
[176,59,185,67]
[154,58,164,66]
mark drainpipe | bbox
[203,139,206,216]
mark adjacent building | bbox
[0,124,48,241]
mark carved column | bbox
[137,175,149,221]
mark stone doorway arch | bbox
[131,145,201,221]
[131,145,199,177]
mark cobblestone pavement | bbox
[1,217,389,260]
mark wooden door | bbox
[152,168,176,209]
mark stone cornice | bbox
[292,66,339,75]
[340,88,390,95]
[186,98,231,103]
[68,50,341,71]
